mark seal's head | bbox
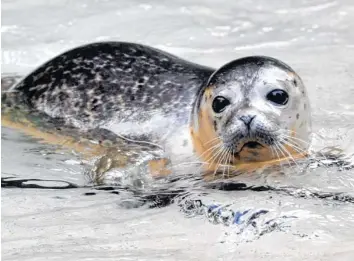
[190,56,311,174]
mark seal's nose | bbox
[239,115,256,129]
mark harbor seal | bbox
[1,41,311,178]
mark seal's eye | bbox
[266,89,289,105]
[212,96,230,113]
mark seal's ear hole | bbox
[212,96,231,113]
[266,89,289,106]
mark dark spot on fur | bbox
[94,85,104,96]
[136,86,144,97]
[225,116,232,126]
[130,95,135,101]
[58,92,68,101]
[74,101,80,107]
[304,103,307,109]
[91,104,100,112]
[138,78,145,84]
[204,95,208,102]
[289,116,292,119]
[296,113,299,119]
[126,88,132,96]
[293,79,298,87]
[82,112,90,118]
[213,120,217,130]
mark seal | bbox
[1,41,311,178]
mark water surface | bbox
[2,0,354,260]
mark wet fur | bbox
[2,43,311,178]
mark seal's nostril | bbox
[239,115,256,127]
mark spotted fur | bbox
[6,42,213,131]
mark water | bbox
[2,0,354,260]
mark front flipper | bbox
[85,142,172,186]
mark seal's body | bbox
[2,42,311,177]
[3,42,212,135]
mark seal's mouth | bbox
[242,141,263,149]
[232,141,264,157]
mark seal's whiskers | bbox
[274,142,294,169]
[212,147,229,178]
[276,141,302,172]
[226,149,232,179]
